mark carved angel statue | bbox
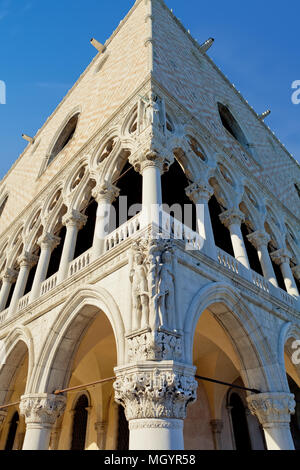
[154,250,176,330]
[129,251,150,330]
[141,93,161,129]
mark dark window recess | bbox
[218,103,249,153]
[288,375,300,450]
[0,196,8,217]
[70,395,88,451]
[24,256,39,296]
[113,161,142,229]
[5,411,19,450]
[4,280,16,310]
[241,224,263,275]
[74,201,97,260]
[162,159,196,231]
[46,227,66,279]
[48,113,79,165]
[208,196,234,256]
[268,245,286,291]
[117,405,129,451]
[229,393,252,450]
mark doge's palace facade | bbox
[0,0,299,451]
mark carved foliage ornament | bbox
[127,329,183,362]
[114,368,197,421]
[247,393,295,426]
[20,394,66,426]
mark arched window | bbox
[5,411,19,450]
[229,393,252,450]
[218,103,249,152]
[70,395,89,450]
[0,195,8,217]
[162,159,197,231]
[48,113,80,166]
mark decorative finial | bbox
[90,38,105,53]
[258,110,271,120]
[199,38,214,53]
[22,134,34,144]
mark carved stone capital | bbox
[247,231,270,250]
[38,233,61,252]
[219,208,245,228]
[270,249,291,266]
[20,394,66,426]
[114,363,197,421]
[17,252,39,269]
[185,180,213,204]
[247,393,295,427]
[92,182,120,204]
[62,210,87,230]
[130,150,171,174]
[127,328,183,362]
[1,268,18,284]
[292,265,300,280]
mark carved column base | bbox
[127,328,183,362]
[114,362,197,450]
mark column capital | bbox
[129,148,173,174]
[292,265,300,280]
[247,392,295,427]
[92,182,120,204]
[38,233,61,252]
[219,208,245,228]
[62,209,87,230]
[185,180,213,204]
[17,252,39,269]
[1,268,18,283]
[114,362,197,421]
[247,231,270,250]
[20,394,66,426]
[270,249,291,266]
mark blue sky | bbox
[0,0,299,179]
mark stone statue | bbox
[129,240,176,332]
[154,250,176,330]
[130,251,150,330]
[142,93,161,129]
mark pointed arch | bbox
[29,286,125,394]
[184,282,275,391]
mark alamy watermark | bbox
[0,80,6,104]
[291,80,300,104]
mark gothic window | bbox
[161,160,196,231]
[218,103,249,153]
[5,411,19,450]
[208,195,234,256]
[48,113,80,166]
[0,195,8,218]
[70,395,89,450]
[117,405,129,451]
[229,393,252,450]
[73,201,97,259]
